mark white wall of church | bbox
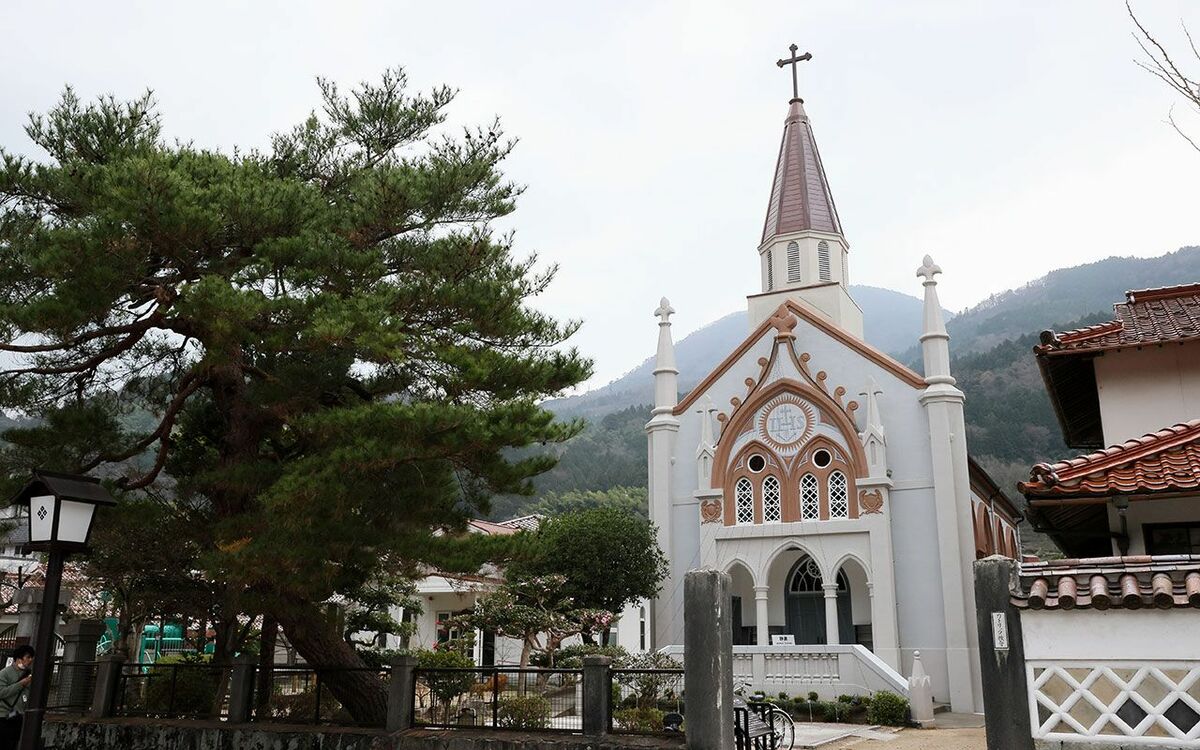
[1094,343,1200,445]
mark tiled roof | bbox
[1036,283,1200,355]
[760,99,843,245]
[1020,420,1200,499]
[497,514,543,532]
[1012,555,1200,610]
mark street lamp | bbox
[10,470,115,750]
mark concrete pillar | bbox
[753,586,770,647]
[227,654,256,723]
[582,655,612,735]
[907,651,936,727]
[974,557,1033,750]
[684,570,735,750]
[55,618,105,710]
[89,654,125,719]
[822,584,839,645]
[14,588,42,647]
[387,654,418,732]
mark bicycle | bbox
[733,681,795,750]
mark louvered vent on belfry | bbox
[766,249,775,291]
[786,241,801,283]
[818,241,831,281]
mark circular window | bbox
[813,449,832,468]
[748,455,766,473]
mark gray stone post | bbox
[582,655,612,735]
[55,618,105,710]
[974,556,1033,750]
[89,653,125,719]
[13,588,43,648]
[684,569,735,750]
[227,654,257,723]
[387,654,418,732]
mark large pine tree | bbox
[0,71,589,722]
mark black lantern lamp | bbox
[10,470,114,750]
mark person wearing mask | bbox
[0,646,33,749]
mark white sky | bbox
[2,1,1197,390]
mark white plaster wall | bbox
[1022,609,1200,660]
[1094,344,1200,444]
[1105,495,1200,555]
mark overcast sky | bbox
[2,1,1197,389]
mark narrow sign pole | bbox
[18,547,65,750]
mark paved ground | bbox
[795,714,986,749]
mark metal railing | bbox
[44,659,98,713]
[114,662,230,719]
[413,667,584,732]
[610,668,685,734]
[734,701,777,750]
[252,665,389,727]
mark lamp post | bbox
[10,470,114,750]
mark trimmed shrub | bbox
[818,700,850,722]
[806,691,819,702]
[538,644,629,669]
[613,706,665,732]
[496,694,552,729]
[145,653,219,716]
[867,691,909,726]
[415,649,476,711]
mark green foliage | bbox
[613,706,665,732]
[144,653,219,716]
[614,652,682,710]
[496,694,551,729]
[509,507,667,622]
[533,643,628,669]
[415,649,476,706]
[806,691,819,702]
[866,691,909,726]
[818,700,849,722]
[526,486,648,519]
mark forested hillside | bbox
[498,248,1200,556]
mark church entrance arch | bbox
[783,556,851,645]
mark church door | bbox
[784,557,852,645]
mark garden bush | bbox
[819,700,851,722]
[866,691,909,726]
[539,644,630,668]
[496,694,552,729]
[415,649,476,719]
[144,653,220,716]
[613,706,665,732]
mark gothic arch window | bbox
[762,475,781,523]
[828,471,849,518]
[766,249,775,291]
[800,473,820,520]
[786,241,801,283]
[789,557,823,592]
[735,477,754,525]
[818,241,831,281]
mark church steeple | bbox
[749,45,862,338]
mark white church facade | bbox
[645,66,1020,714]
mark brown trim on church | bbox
[674,300,924,418]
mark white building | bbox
[646,77,1018,712]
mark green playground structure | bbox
[96,618,212,663]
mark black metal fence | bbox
[252,665,389,727]
[610,668,684,734]
[44,660,98,713]
[413,667,584,732]
[114,662,231,719]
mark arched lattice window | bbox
[800,473,820,520]
[766,250,775,291]
[762,475,781,523]
[828,471,849,518]
[789,557,823,592]
[735,477,754,525]
[786,241,801,283]
[818,241,831,281]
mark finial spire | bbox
[651,297,679,419]
[776,43,813,103]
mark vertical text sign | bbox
[991,611,1009,650]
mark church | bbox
[644,49,1020,714]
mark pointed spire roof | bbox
[760,99,844,245]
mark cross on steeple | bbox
[776,43,812,103]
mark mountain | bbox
[546,285,940,420]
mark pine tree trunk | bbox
[255,615,278,718]
[273,604,388,725]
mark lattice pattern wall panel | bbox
[1028,660,1200,746]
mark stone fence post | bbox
[684,569,735,750]
[89,653,125,719]
[55,618,105,710]
[974,556,1033,750]
[227,654,257,723]
[13,588,42,649]
[387,654,418,732]
[582,654,612,735]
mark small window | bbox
[829,471,849,518]
[1146,523,1200,555]
[748,454,766,473]
[762,476,781,523]
[818,241,831,281]
[786,241,801,283]
[735,477,754,525]
[766,250,774,291]
[813,449,832,468]
[800,473,820,520]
